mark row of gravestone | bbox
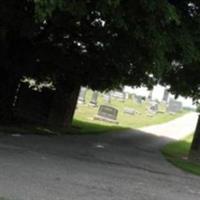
[78,88,99,106]
[147,99,183,115]
[94,101,183,125]
[78,87,152,106]
[78,87,183,125]
[78,87,127,106]
[93,99,183,125]
[80,87,183,111]
[79,87,181,109]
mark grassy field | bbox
[162,134,200,175]
[73,90,187,133]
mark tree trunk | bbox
[0,76,19,124]
[189,114,200,160]
[63,86,80,128]
[48,85,80,128]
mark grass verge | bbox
[0,119,128,136]
[162,134,200,175]
[72,119,128,134]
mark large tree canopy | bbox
[2,0,199,89]
[31,0,200,90]
[157,1,200,157]
[0,0,200,127]
[159,1,200,100]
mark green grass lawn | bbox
[162,134,200,175]
[73,90,188,133]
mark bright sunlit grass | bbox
[162,134,200,176]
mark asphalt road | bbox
[0,113,199,200]
[140,112,198,140]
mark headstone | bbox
[94,105,119,124]
[89,91,98,107]
[104,92,111,104]
[149,101,158,113]
[124,107,135,115]
[167,99,182,113]
[78,87,87,104]
[125,92,129,99]
[163,89,169,102]
[134,95,143,104]
[132,93,136,101]
[148,90,153,100]
[112,91,126,102]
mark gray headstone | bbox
[149,101,158,113]
[98,105,118,120]
[125,92,129,99]
[167,99,182,113]
[104,93,111,104]
[112,91,126,102]
[163,89,169,102]
[94,105,118,124]
[90,91,98,106]
[135,95,143,104]
[78,87,87,104]
[148,90,153,100]
[124,107,135,115]
[132,94,136,101]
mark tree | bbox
[33,0,195,127]
[1,0,200,130]
[0,0,36,122]
[158,1,200,158]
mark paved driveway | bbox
[0,112,199,200]
[140,112,198,139]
